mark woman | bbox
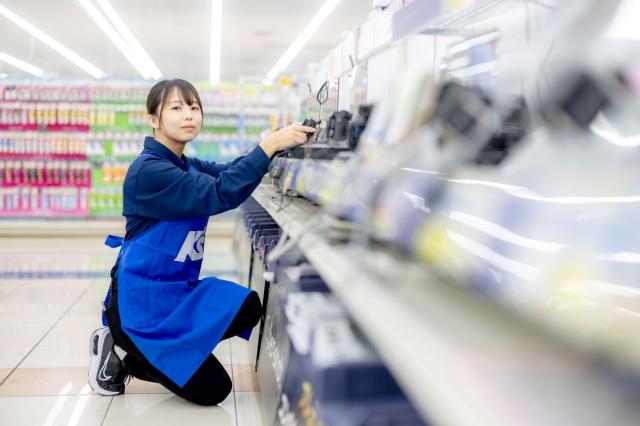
[88,79,316,405]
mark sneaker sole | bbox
[88,327,121,396]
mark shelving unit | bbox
[252,180,640,426]
[323,0,511,84]
[391,0,509,40]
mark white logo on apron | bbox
[174,230,206,262]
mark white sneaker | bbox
[88,327,127,396]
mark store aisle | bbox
[0,234,263,426]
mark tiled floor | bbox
[0,232,264,426]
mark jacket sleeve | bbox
[130,146,270,220]
[189,155,246,178]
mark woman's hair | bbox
[146,79,203,125]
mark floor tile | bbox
[21,287,104,368]
[203,236,234,251]
[232,364,260,392]
[0,366,233,397]
[0,281,90,369]
[0,280,89,316]
[0,326,50,369]
[0,237,113,253]
[103,393,236,426]
[0,238,117,277]
[0,368,92,396]
[230,336,253,365]
[0,394,111,426]
[202,236,238,277]
[0,281,22,301]
[213,339,231,364]
[217,274,241,284]
[0,368,12,383]
[235,392,265,426]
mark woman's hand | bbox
[259,123,318,158]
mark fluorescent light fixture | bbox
[0,52,44,77]
[95,0,161,79]
[209,0,223,85]
[266,0,343,81]
[0,2,104,78]
[78,0,153,79]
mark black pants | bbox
[105,277,261,406]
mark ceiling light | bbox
[266,0,343,81]
[210,0,223,85]
[0,52,44,77]
[95,0,161,79]
[77,0,151,79]
[0,2,104,78]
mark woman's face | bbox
[156,89,203,143]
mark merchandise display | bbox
[270,2,640,365]
[235,199,426,426]
[408,64,640,360]
[252,0,640,424]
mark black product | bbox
[476,97,530,165]
[434,81,491,140]
[545,71,610,128]
[327,110,353,141]
[288,144,352,160]
[272,119,319,159]
[301,118,320,142]
[347,104,373,149]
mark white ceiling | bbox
[0,0,372,82]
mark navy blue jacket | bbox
[123,136,270,241]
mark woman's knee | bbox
[245,291,262,327]
[182,374,232,406]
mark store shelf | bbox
[392,0,508,41]
[252,181,640,426]
[391,0,441,41]
[338,0,508,85]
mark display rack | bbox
[392,0,510,40]
[319,0,511,84]
[251,180,640,426]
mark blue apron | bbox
[102,153,252,387]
